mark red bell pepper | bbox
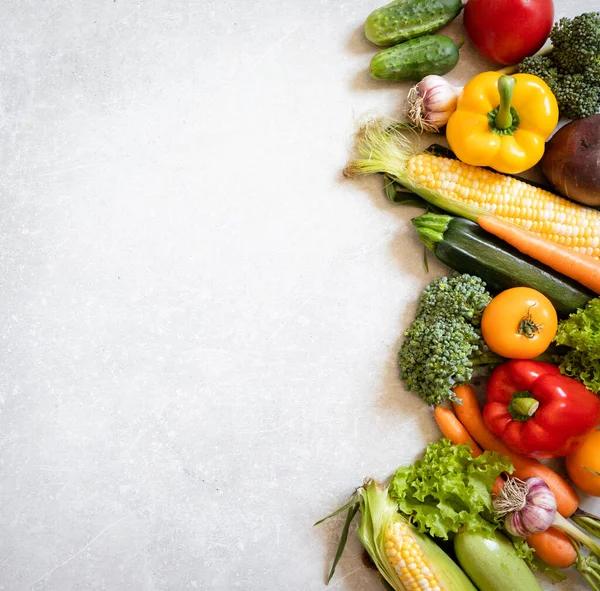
[483,360,600,458]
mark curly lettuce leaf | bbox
[556,298,600,358]
[388,438,512,540]
[559,349,600,393]
[510,535,537,568]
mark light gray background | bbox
[1,1,597,589]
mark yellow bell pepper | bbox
[446,72,559,175]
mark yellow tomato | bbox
[481,287,558,359]
[566,429,600,497]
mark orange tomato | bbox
[566,429,600,497]
[481,287,558,359]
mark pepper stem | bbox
[495,75,516,130]
[508,391,539,420]
[512,397,539,416]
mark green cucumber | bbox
[370,35,459,82]
[454,530,543,591]
[365,0,463,46]
[412,213,594,317]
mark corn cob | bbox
[344,122,600,258]
[355,480,477,591]
[384,520,443,591]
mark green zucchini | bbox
[412,213,594,317]
[370,35,459,82]
[454,530,543,591]
[365,0,463,46]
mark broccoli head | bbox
[416,275,491,324]
[399,274,496,406]
[517,12,600,119]
[553,73,600,120]
[550,12,600,74]
[519,56,559,87]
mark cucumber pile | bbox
[365,0,463,81]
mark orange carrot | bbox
[478,215,600,294]
[491,474,506,497]
[434,406,482,457]
[452,384,580,517]
[527,528,577,569]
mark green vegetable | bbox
[555,297,600,356]
[370,35,460,82]
[364,0,463,46]
[554,297,600,392]
[560,350,600,393]
[514,12,600,119]
[454,530,544,591]
[317,479,478,590]
[398,274,499,405]
[411,213,594,317]
[388,439,512,539]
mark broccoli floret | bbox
[553,73,600,120]
[416,275,491,324]
[399,274,496,406]
[517,12,600,119]
[519,56,559,87]
[550,12,600,74]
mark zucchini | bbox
[412,213,594,317]
[365,0,463,46]
[370,35,459,82]
[454,530,543,591]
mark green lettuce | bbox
[388,438,512,540]
[555,298,600,357]
[559,349,600,393]
[555,298,600,392]
[510,535,537,567]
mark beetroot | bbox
[542,115,600,206]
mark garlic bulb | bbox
[494,477,556,537]
[404,75,462,133]
[494,476,600,562]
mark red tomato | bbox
[464,0,554,65]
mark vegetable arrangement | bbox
[320,2,600,590]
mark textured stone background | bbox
[0,1,596,589]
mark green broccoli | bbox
[399,275,498,406]
[516,12,600,119]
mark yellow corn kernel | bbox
[384,522,442,590]
[406,153,600,259]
